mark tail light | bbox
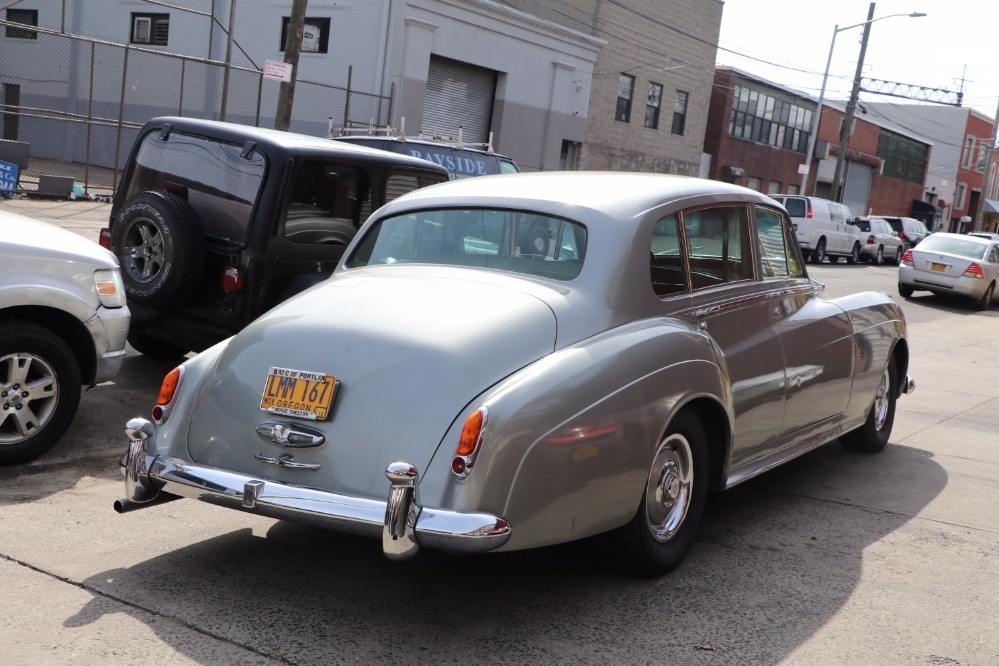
[99,228,111,249]
[901,250,913,265]
[898,231,908,242]
[151,366,184,424]
[222,266,244,294]
[451,407,487,479]
[866,235,877,245]
[963,263,984,278]
[806,201,813,219]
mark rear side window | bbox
[650,214,689,297]
[283,161,369,246]
[782,197,807,218]
[125,131,265,245]
[682,206,754,289]
[855,220,871,232]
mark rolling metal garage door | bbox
[422,56,496,145]
[843,162,873,217]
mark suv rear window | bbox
[126,131,265,245]
[855,220,871,232]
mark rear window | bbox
[782,198,807,218]
[126,131,265,245]
[855,220,872,232]
[916,236,988,260]
[885,219,903,233]
[347,208,586,280]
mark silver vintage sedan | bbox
[116,173,914,575]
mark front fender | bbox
[419,317,732,551]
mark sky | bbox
[715,0,998,121]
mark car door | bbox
[679,204,786,464]
[754,205,855,438]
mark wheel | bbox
[841,357,897,453]
[898,283,914,298]
[846,243,860,265]
[976,281,995,311]
[600,412,708,576]
[893,246,903,265]
[0,322,82,464]
[873,246,884,265]
[126,330,189,361]
[810,239,826,264]
[111,191,206,306]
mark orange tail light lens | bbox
[452,407,488,479]
[152,367,184,424]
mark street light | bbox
[800,4,926,196]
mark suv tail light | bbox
[901,250,913,265]
[963,263,984,279]
[866,235,877,245]
[222,266,244,294]
[898,231,908,242]
[806,201,813,219]
[99,228,111,249]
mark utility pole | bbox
[832,2,875,203]
[973,97,999,233]
[219,0,236,121]
[275,0,307,131]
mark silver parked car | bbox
[1,208,130,463]
[116,173,914,575]
[898,232,999,310]
[855,217,906,265]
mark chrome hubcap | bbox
[122,218,165,283]
[645,433,693,542]
[873,365,891,431]
[0,353,59,444]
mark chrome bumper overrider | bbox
[116,418,511,559]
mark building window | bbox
[645,83,662,130]
[747,176,762,192]
[956,183,967,210]
[962,136,975,169]
[877,130,929,185]
[280,17,331,53]
[560,140,581,170]
[976,138,990,172]
[671,90,688,135]
[615,74,635,123]
[131,13,169,45]
[5,8,38,39]
[729,84,812,154]
[787,184,800,195]
[768,181,782,195]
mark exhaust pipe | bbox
[114,492,181,514]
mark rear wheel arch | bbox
[890,338,910,397]
[669,397,730,492]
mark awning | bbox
[911,199,937,215]
[984,199,999,214]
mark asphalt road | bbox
[1,201,997,664]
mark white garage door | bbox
[843,161,873,217]
[422,56,496,145]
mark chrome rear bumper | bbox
[116,418,511,559]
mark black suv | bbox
[101,117,449,358]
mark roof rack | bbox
[327,117,496,154]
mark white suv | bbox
[1,208,130,463]
[770,195,864,264]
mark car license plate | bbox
[930,262,947,273]
[260,367,339,420]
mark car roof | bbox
[382,172,770,222]
[924,232,992,244]
[142,116,449,171]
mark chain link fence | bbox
[0,20,392,198]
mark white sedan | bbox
[898,232,999,310]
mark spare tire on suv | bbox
[111,191,206,307]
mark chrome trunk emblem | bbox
[256,422,326,448]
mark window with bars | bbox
[131,13,169,45]
[5,9,38,39]
[671,90,688,135]
[616,74,635,123]
[645,83,662,130]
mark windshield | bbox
[917,235,989,260]
[347,208,587,280]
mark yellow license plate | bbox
[260,367,339,420]
[930,262,947,272]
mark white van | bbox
[770,195,864,264]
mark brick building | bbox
[501,0,723,175]
[705,67,931,220]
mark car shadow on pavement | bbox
[61,440,946,663]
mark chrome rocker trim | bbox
[115,418,511,560]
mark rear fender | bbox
[419,317,732,551]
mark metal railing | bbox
[0,20,392,197]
